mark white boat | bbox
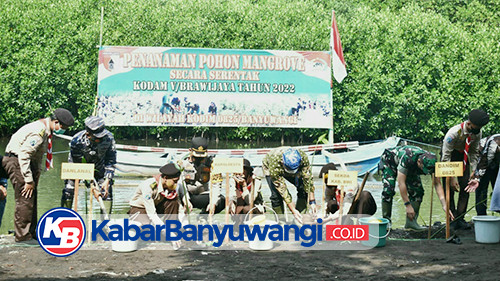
[114,137,401,177]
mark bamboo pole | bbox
[428,175,435,239]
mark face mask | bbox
[54,129,66,135]
[470,127,480,134]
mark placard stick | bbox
[88,184,93,243]
[321,180,326,216]
[338,186,344,225]
[428,174,435,239]
[208,180,214,224]
[73,179,80,212]
[225,173,230,244]
[225,174,230,224]
[446,177,450,239]
[249,178,255,220]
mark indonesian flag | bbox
[330,11,347,83]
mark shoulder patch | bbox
[30,139,37,146]
[144,194,151,200]
[150,182,157,190]
[39,128,45,137]
[446,136,453,144]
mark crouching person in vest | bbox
[62,116,116,216]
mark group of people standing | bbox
[0,108,498,245]
[380,109,499,230]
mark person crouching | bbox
[128,163,182,226]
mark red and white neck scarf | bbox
[46,133,53,170]
[461,122,471,171]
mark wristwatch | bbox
[404,201,411,206]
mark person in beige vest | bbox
[2,108,74,242]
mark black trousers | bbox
[441,150,471,220]
[190,193,225,214]
[476,167,499,215]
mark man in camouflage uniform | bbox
[262,147,316,223]
[381,145,448,230]
[3,108,74,242]
[62,116,116,214]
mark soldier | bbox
[2,108,74,242]
[178,137,224,215]
[62,116,116,215]
[262,147,316,223]
[465,134,500,215]
[441,109,489,229]
[380,145,450,230]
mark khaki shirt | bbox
[5,118,51,183]
[129,177,166,225]
[442,123,481,172]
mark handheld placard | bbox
[327,170,358,224]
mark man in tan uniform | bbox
[2,108,74,242]
[441,109,489,229]
[128,163,183,226]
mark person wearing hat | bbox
[177,137,225,216]
[441,109,490,229]
[319,163,377,217]
[465,134,500,215]
[229,158,264,224]
[2,108,74,242]
[62,116,116,215]
[380,145,450,230]
[129,163,183,225]
[262,147,316,224]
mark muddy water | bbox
[0,137,486,234]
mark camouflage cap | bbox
[85,116,108,138]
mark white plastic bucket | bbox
[244,206,278,251]
[110,219,141,252]
[472,216,500,244]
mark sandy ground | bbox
[0,226,499,281]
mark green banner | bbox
[97,46,332,128]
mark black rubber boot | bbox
[382,199,393,221]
